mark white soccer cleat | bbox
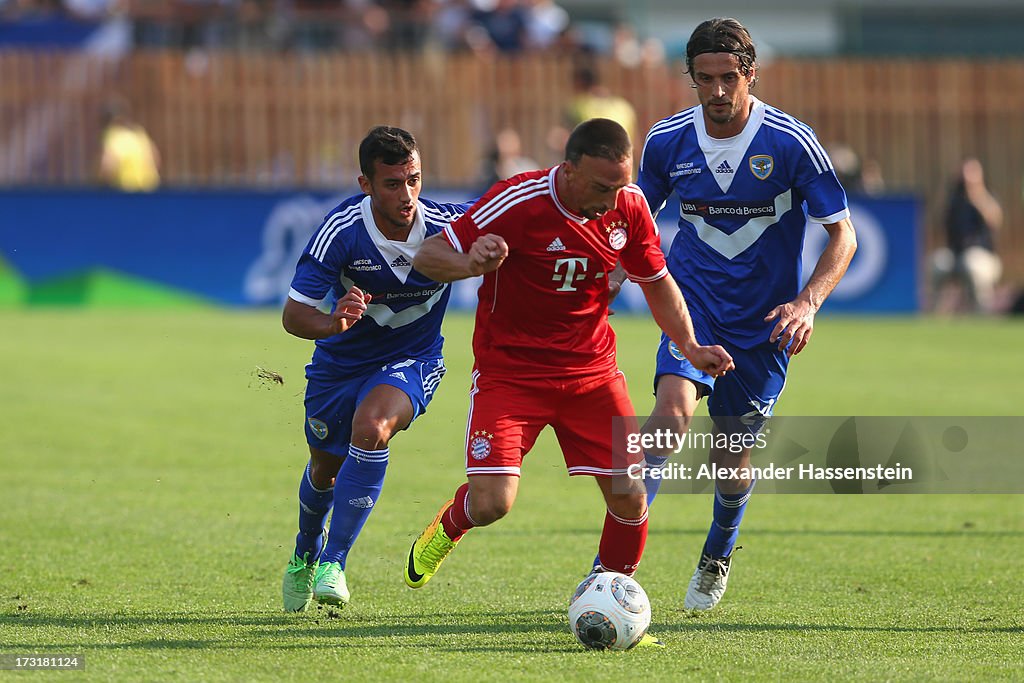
[684,551,734,611]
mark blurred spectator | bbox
[63,0,118,21]
[931,157,1003,314]
[466,0,528,54]
[430,0,466,49]
[376,0,434,51]
[545,20,581,55]
[99,97,160,191]
[129,0,200,49]
[286,0,348,52]
[1,0,108,47]
[523,0,567,50]
[1,0,62,19]
[827,142,884,196]
[547,60,637,163]
[338,0,389,51]
[480,127,537,190]
[610,22,664,68]
[859,158,885,195]
[0,0,642,57]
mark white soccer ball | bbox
[568,572,652,650]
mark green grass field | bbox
[1,310,1022,681]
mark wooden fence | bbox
[1,50,1022,277]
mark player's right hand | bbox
[467,234,509,275]
[688,344,735,378]
[331,286,371,334]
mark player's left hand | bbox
[764,297,816,357]
[331,286,372,334]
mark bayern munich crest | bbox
[605,220,628,250]
[470,430,493,460]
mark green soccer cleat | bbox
[313,561,350,606]
[282,553,318,612]
[634,632,665,648]
[404,498,459,589]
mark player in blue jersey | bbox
[628,18,858,610]
[280,126,470,611]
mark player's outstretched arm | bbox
[413,233,508,282]
[282,286,370,339]
[638,275,734,377]
[765,217,856,357]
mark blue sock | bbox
[319,445,389,568]
[593,452,668,571]
[643,452,670,505]
[294,461,334,561]
[704,480,755,558]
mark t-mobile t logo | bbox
[552,257,589,291]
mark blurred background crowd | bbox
[0,0,668,61]
[1,0,1023,314]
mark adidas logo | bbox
[546,237,566,252]
[389,371,407,382]
[715,160,734,174]
[390,254,411,268]
[348,496,374,509]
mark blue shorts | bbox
[654,310,789,433]
[303,357,446,456]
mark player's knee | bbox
[652,383,700,424]
[468,493,513,526]
[350,414,394,450]
[309,453,340,488]
[660,398,699,422]
[651,414,694,436]
[606,493,647,521]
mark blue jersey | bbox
[289,194,471,377]
[639,97,849,348]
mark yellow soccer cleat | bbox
[634,632,665,648]
[404,499,459,589]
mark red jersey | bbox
[443,166,668,380]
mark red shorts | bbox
[463,369,642,477]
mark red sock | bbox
[598,508,648,575]
[441,482,474,541]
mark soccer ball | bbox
[568,572,651,650]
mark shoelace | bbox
[318,564,341,587]
[286,553,313,574]
[418,530,453,569]
[696,557,728,593]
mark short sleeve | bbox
[288,214,350,305]
[638,130,672,217]
[619,188,668,283]
[792,132,850,224]
[444,180,524,253]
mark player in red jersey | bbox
[402,119,733,613]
